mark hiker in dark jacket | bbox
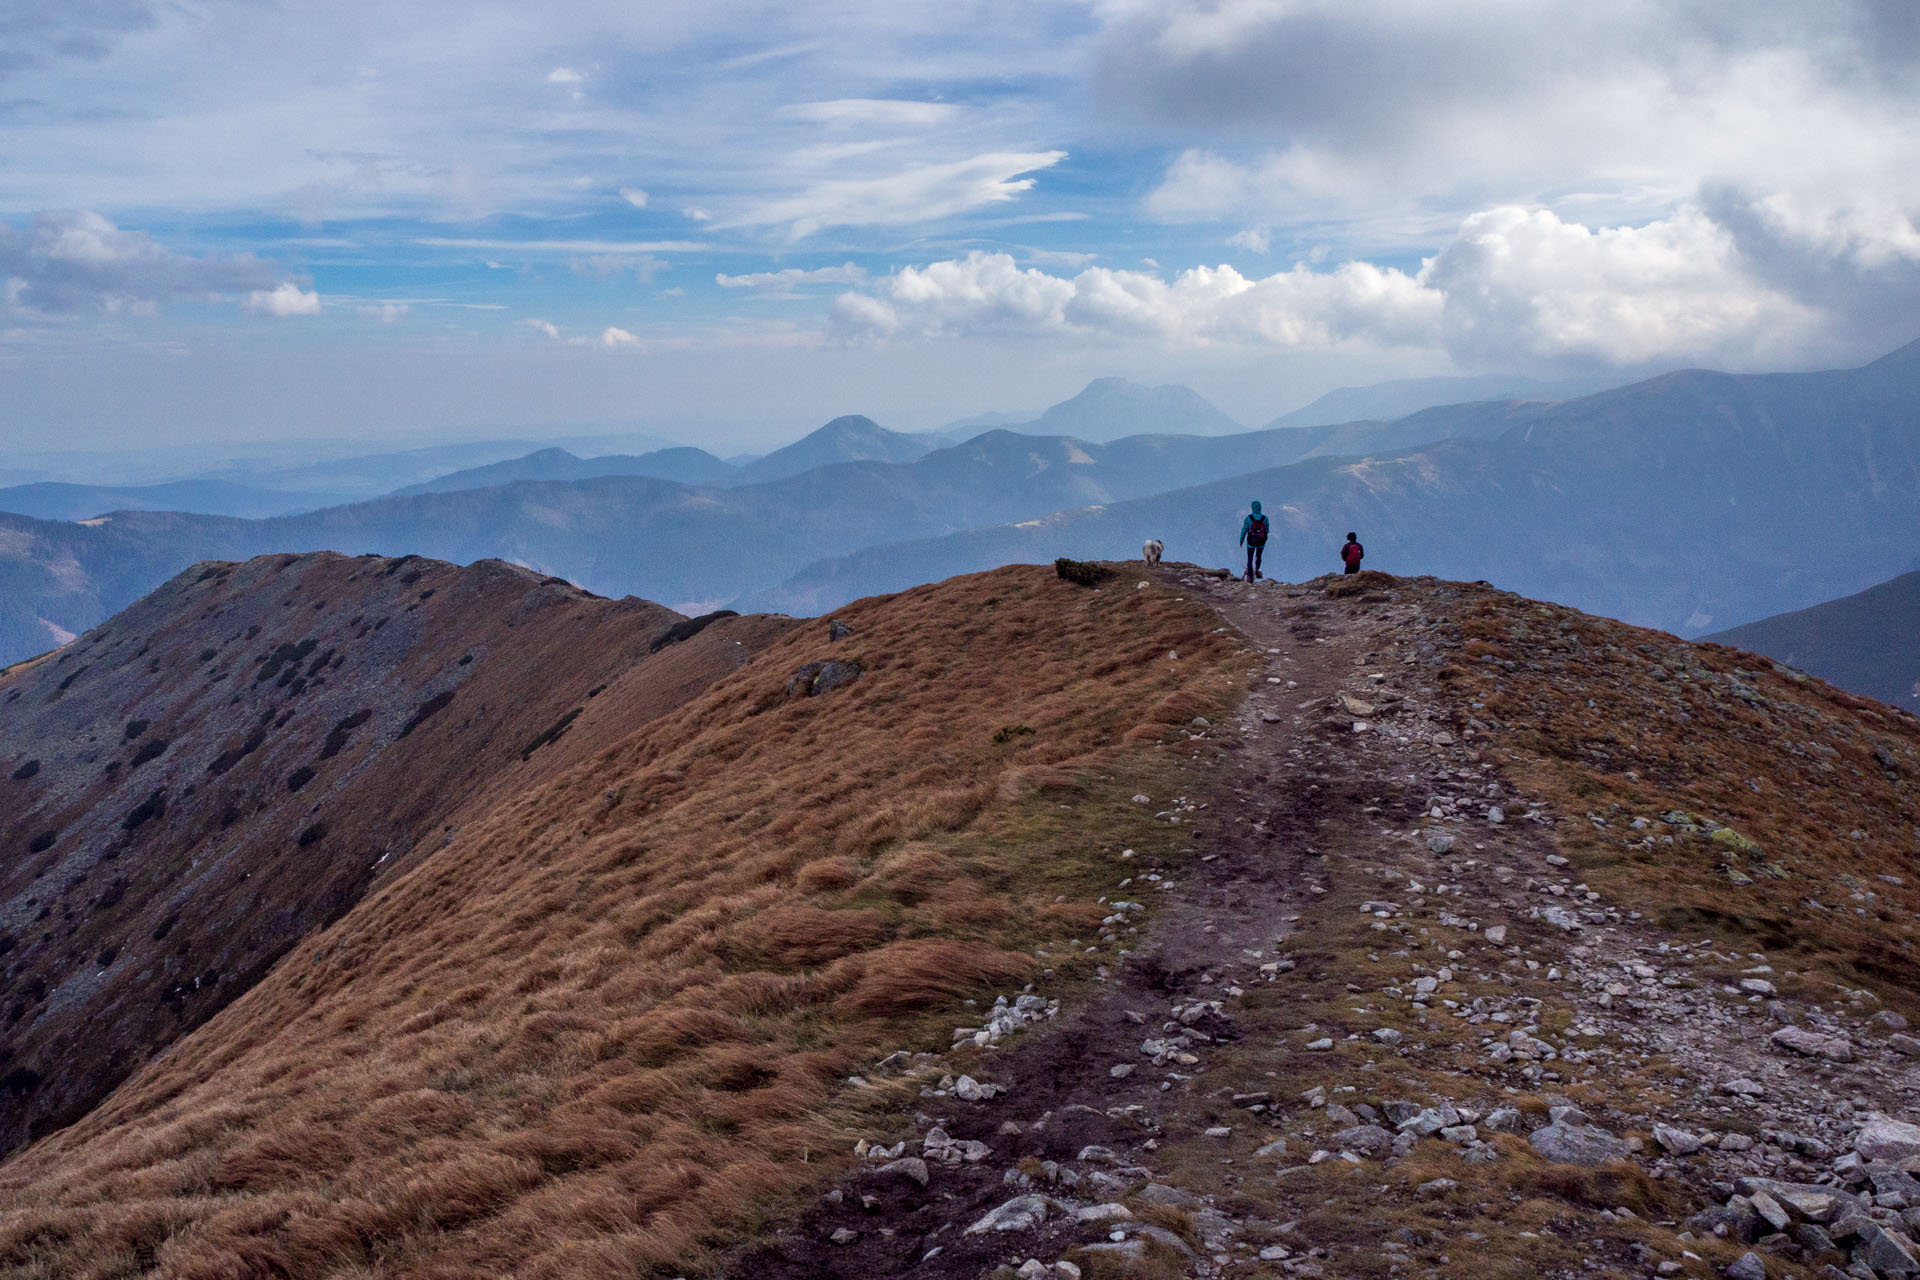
[1239,500,1270,582]
[1341,532,1364,575]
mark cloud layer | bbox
[0,209,290,317]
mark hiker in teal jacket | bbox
[1239,500,1270,582]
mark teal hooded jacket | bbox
[1239,501,1268,546]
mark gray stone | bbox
[827,619,853,642]
[1796,1222,1840,1257]
[1724,1253,1767,1280]
[1076,1241,1146,1265]
[1074,1202,1133,1224]
[1856,1115,1920,1164]
[1253,1139,1289,1158]
[965,1194,1056,1234]
[1483,925,1508,945]
[1425,831,1456,854]
[1876,1010,1911,1030]
[1482,1107,1524,1133]
[1416,1178,1458,1197]
[1852,1222,1920,1275]
[830,1227,859,1245]
[786,659,864,697]
[1749,1190,1791,1233]
[1137,1183,1203,1210]
[1654,1123,1705,1155]
[1734,1177,1861,1223]
[1439,1125,1478,1145]
[1722,1078,1768,1097]
[1528,1122,1629,1167]
[875,1156,929,1187]
[1772,1025,1855,1061]
[1331,1124,1395,1157]
[1891,1033,1920,1057]
[1399,1105,1462,1137]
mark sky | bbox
[3,0,1919,454]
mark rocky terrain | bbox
[0,552,794,1154]
[1,558,1917,1279]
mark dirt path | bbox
[727,568,1920,1280]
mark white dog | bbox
[1143,539,1164,566]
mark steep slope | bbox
[1707,568,1920,709]
[0,562,1244,1278]
[395,446,739,496]
[0,552,794,1155]
[0,480,352,522]
[8,563,1920,1279]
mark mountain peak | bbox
[1023,378,1243,442]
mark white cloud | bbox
[546,67,585,85]
[773,99,960,128]
[715,263,867,295]
[522,317,561,339]
[245,282,323,316]
[833,202,1847,368]
[619,187,649,208]
[0,209,287,317]
[358,302,408,322]
[1227,227,1270,254]
[730,151,1068,239]
[597,326,640,348]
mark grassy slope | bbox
[0,565,1248,1279]
[1446,589,1920,1006]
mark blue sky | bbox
[3,0,1919,453]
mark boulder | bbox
[1856,1115,1920,1164]
[1852,1222,1920,1275]
[1654,1123,1705,1155]
[1772,1025,1854,1061]
[1723,1253,1766,1280]
[1331,1125,1395,1158]
[966,1194,1058,1234]
[1529,1122,1629,1167]
[875,1156,929,1187]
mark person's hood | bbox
[1250,501,1262,514]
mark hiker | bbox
[1239,500,1270,582]
[1341,532,1364,575]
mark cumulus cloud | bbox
[597,326,639,348]
[728,151,1067,238]
[832,202,1861,368]
[832,249,1438,348]
[619,186,648,208]
[522,317,561,339]
[244,282,323,316]
[0,209,289,317]
[715,263,866,296]
[1104,0,1920,258]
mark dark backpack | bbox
[1247,514,1269,545]
[1343,540,1363,565]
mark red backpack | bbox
[1247,514,1269,545]
[1343,540,1363,565]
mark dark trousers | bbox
[1245,543,1265,579]
[1344,561,1360,575]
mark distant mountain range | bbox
[0,479,356,522]
[752,341,1920,635]
[1262,371,1623,430]
[2,343,1917,665]
[1708,569,1920,709]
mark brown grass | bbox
[0,564,1247,1278]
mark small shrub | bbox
[649,610,740,653]
[286,766,316,793]
[11,759,39,781]
[130,738,168,768]
[297,822,328,847]
[122,789,167,832]
[992,724,1035,744]
[318,709,372,760]
[398,689,456,738]
[521,707,584,761]
[123,719,150,741]
[1054,557,1113,586]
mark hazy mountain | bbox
[395,445,738,495]
[735,414,950,483]
[1263,371,1626,430]
[1001,377,1244,442]
[939,409,1028,436]
[0,478,354,521]
[194,439,675,500]
[752,341,1920,634]
[1707,569,1920,708]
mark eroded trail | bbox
[730,569,1920,1280]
